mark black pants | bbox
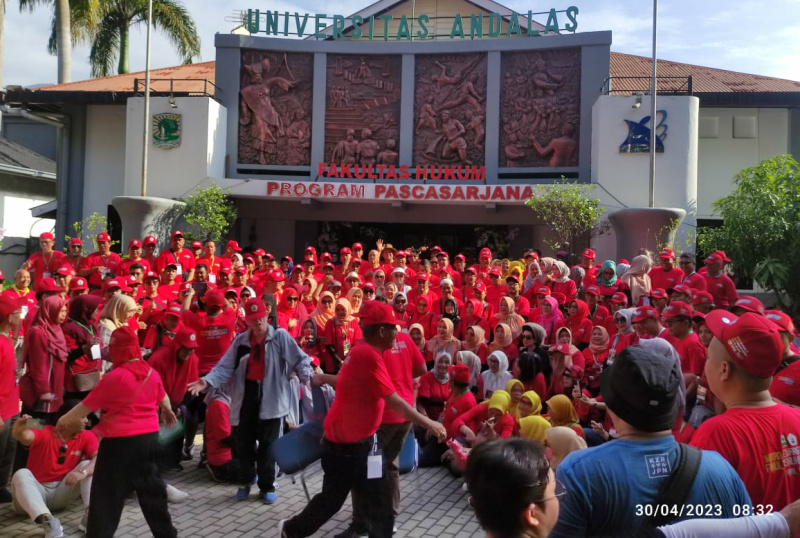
[283,438,392,538]
[87,432,176,538]
[0,414,18,490]
[236,380,283,493]
[208,460,240,483]
[183,391,206,452]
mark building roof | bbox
[0,137,56,175]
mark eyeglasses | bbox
[678,261,692,265]
[532,479,567,503]
[57,444,68,465]
[395,299,407,304]
[522,334,534,340]
[286,297,298,302]
[70,245,82,249]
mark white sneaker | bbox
[43,515,64,538]
[78,506,89,532]
[278,519,287,537]
[165,484,189,503]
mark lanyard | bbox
[70,318,94,336]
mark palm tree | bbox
[90,0,200,78]
[19,0,98,84]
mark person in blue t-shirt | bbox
[552,345,751,537]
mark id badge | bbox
[343,339,350,356]
[101,267,110,278]
[176,263,183,275]
[42,272,52,279]
[20,305,29,319]
[209,273,217,284]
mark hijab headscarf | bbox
[443,298,460,324]
[107,326,151,379]
[519,415,551,443]
[487,389,511,414]
[538,296,564,343]
[523,262,541,293]
[547,426,588,470]
[519,390,543,418]
[463,324,486,355]
[433,350,451,383]
[568,300,590,326]
[494,297,525,339]
[538,257,556,284]
[334,298,354,324]
[455,350,481,388]
[553,261,571,284]
[99,294,137,330]
[616,263,631,278]
[409,295,433,326]
[408,322,427,351]
[522,322,547,348]
[596,260,617,287]
[588,325,610,354]
[26,295,68,362]
[621,254,653,306]
[637,338,687,413]
[68,295,102,328]
[613,308,635,335]
[278,288,300,316]
[311,291,335,330]
[489,322,513,351]
[262,292,279,329]
[463,298,485,327]
[547,394,580,427]
[345,287,364,313]
[485,350,509,381]
[505,379,524,415]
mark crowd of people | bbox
[0,230,799,537]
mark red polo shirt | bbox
[26,250,66,290]
[26,426,98,484]
[382,332,426,425]
[81,251,122,288]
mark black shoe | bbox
[333,525,368,538]
[181,444,194,461]
[0,488,11,503]
[170,462,184,471]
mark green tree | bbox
[180,184,238,244]
[65,211,116,252]
[524,179,606,261]
[698,154,800,313]
[89,0,200,77]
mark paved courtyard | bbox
[0,439,482,538]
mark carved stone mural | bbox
[499,49,581,168]
[325,55,402,168]
[238,50,313,166]
[414,53,487,167]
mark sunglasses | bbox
[57,444,68,465]
[522,334,534,340]
[70,245,82,249]
[286,297,298,302]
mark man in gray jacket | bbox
[188,298,313,504]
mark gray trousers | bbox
[11,466,92,521]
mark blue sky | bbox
[4,0,800,87]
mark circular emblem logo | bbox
[251,304,259,313]
[189,334,196,341]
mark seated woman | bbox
[442,298,464,341]
[581,326,609,397]
[519,415,552,444]
[529,296,564,346]
[519,322,551,381]
[461,325,488,367]
[546,426,588,471]
[478,350,513,401]
[491,297,525,344]
[425,318,461,368]
[487,323,518,364]
[461,299,490,343]
[514,351,548,404]
[417,351,453,423]
[545,394,586,440]
[504,379,525,415]
[565,300,594,350]
[455,350,482,397]
[451,390,515,446]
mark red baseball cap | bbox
[659,248,676,259]
[322,263,335,272]
[226,240,242,252]
[69,277,88,291]
[650,288,668,299]
[128,239,142,249]
[464,267,477,275]
[474,282,487,293]
[219,267,231,275]
[450,363,470,384]
[143,271,159,281]
[663,301,692,319]
[253,249,266,257]
[691,291,713,306]
[668,284,692,296]
[437,251,449,259]
[264,252,275,260]
[165,305,182,318]
[705,310,783,378]
[320,252,332,260]
[143,235,157,245]
[340,247,351,254]
[243,254,255,263]
[585,285,600,296]
[506,275,520,284]
[765,310,796,335]
[480,248,492,259]
[732,296,765,316]
[204,289,226,308]
[103,279,123,291]
[354,300,405,326]
[268,269,286,282]
[174,327,199,349]
[39,278,62,293]
[244,298,266,320]
[610,293,628,305]
[97,232,111,242]
[0,295,26,318]
[191,241,202,249]
[395,250,407,258]
[69,237,83,246]
[350,259,363,266]
[352,243,363,250]
[170,230,185,240]
[361,282,375,292]
[632,305,660,323]
[582,248,596,259]
[488,268,502,277]
[234,266,247,275]
[125,275,140,287]
[552,343,572,355]
[55,266,74,277]
[455,253,466,261]
[39,232,55,241]
[535,286,551,296]
[416,273,429,281]
[705,250,731,264]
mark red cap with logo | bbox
[668,284,691,296]
[39,278,62,293]
[610,293,628,305]
[244,298,267,321]
[632,305,660,323]
[143,235,157,245]
[354,300,405,326]
[268,269,286,282]
[765,310,796,335]
[691,291,713,306]
[69,277,88,291]
[705,310,783,378]
[733,296,765,316]
[234,266,247,275]
[585,285,600,296]
[170,230,185,240]
[69,237,83,246]
[340,247,351,254]
[705,250,731,264]
[320,252,332,261]
[97,232,111,242]
[650,288,668,299]
[191,241,202,249]
[143,271,159,281]
[253,249,266,257]
[488,268,502,277]
[102,279,123,292]
[219,267,231,275]
[663,301,692,319]
[204,289,226,308]
[0,295,26,318]
[552,343,572,355]
[450,363,470,384]
[352,243,363,250]
[125,275,140,287]
[395,250,407,258]
[128,239,142,249]
[416,273,429,281]
[582,248,596,259]
[455,253,466,261]
[479,248,492,259]
[165,305,182,318]
[474,282,487,293]
[174,327,199,349]
[225,240,242,252]
[55,266,74,277]
[535,286,551,296]
[464,267,477,275]
[361,282,375,291]
[39,232,55,241]
[659,248,676,259]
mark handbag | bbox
[70,365,101,392]
[158,417,185,445]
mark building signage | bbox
[152,113,182,149]
[245,8,579,40]
[266,180,539,202]
[318,163,485,181]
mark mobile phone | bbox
[191,282,208,297]
[27,418,44,430]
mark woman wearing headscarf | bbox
[608,308,635,366]
[390,292,409,325]
[461,325,488,365]
[487,323,518,363]
[451,390,515,445]
[546,394,586,440]
[530,296,564,346]
[309,292,335,332]
[442,298,464,340]
[513,350,548,404]
[408,295,437,340]
[321,298,362,373]
[56,327,178,537]
[478,350,513,401]
[620,254,653,307]
[547,342,582,399]
[536,257,556,286]
[518,415,551,444]
[522,261,542,296]
[546,426,587,470]
[19,296,69,423]
[416,351,452,422]
[371,268,387,298]
[98,294,139,356]
[455,350,482,395]
[426,318,461,364]
[519,322,552,384]
[516,390,543,419]
[491,297,525,342]
[504,379,524,415]
[550,261,577,306]
[345,287,364,314]
[581,326,609,397]
[461,299,490,340]
[407,322,431,367]
[62,295,103,401]
[595,260,626,301]
[296,318,322,363]
[299,278,318,313]
[565,300,594,349]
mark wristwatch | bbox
[79,469,87,475]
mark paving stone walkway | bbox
[0,445,482,537]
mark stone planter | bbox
[111,196,185,248]
[609,207,686,257]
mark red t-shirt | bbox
[673,331,707,376]
[0,334,19,420]
[83,365,166,438]
[771,361,800,407]
[691,404,800,510]
[442,390,478,438]
[118,257,151,277]
[681,272,708,291]
[246,334,266,382]
[81,252,122,288]
[196,256,231,283]
[382,332,426,424]
[26,250,67,290]
[181,309,237,374]
[451,402,515,439]
[26,426,98,484]
[322,319,362,372]
[205,399,232,466]
[148,346,199,405]
[417,371,452,421]
[648,267,685,291]
[703,273,739,307]
[156,248,196,282]
[323,343,396,444]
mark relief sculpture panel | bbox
[414,53,487,167]
[499,49,581,168]
[238,50,313,166]
[325,55,402,168]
